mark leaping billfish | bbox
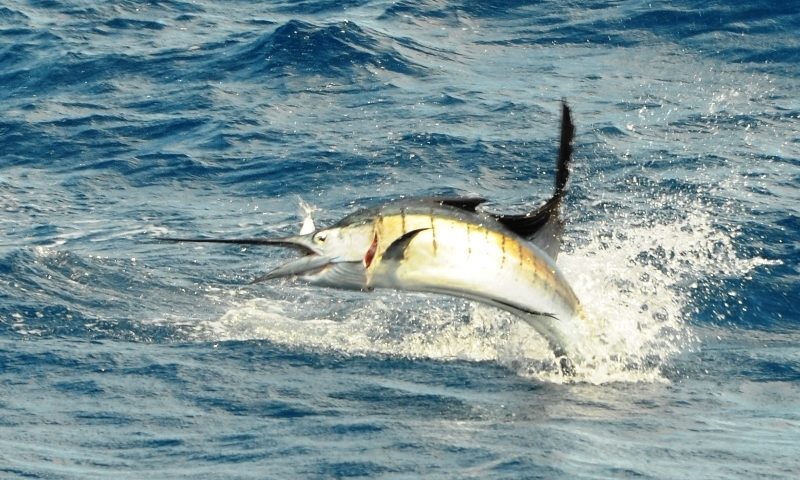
[161,103,586,374]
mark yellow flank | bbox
[366,211,578,308]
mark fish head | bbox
[253,221,376,290]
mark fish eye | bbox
[314,232,327,243]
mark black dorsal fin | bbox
[493,196,559,238]
[417,196,487,212]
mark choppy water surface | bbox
[1,1,798,478]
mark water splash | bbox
[197,199,776,384]
[552,196,778,383]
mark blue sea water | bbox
[1,0,798,478]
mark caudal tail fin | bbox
[494,101,575,259]
[554,101,574,198]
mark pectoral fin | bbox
[383,228,430,262]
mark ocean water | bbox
[1,0,798,478]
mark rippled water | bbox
[1,1,798,478]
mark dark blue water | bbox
[1,1,798,478]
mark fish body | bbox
[324,201,584,363]
[160,102,584,372]
[366,203,578,317]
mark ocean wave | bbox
[103,18,167,31]
[380,0,539,23]
[273,0,373,15]
[0,0,794,364]
[212,19,427,82]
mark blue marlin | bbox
[162,103,584,374]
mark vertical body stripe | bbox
[500,234,506,266]
[466,224,472,255]
[429,212,437,254]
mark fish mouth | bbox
[246,234,367,288]
[159,232,366,287]
[250,252,336,284]
[242,233,335,284]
